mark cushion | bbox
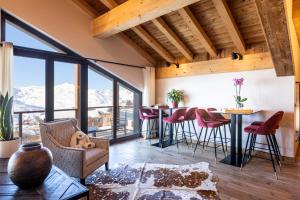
[84,148,108,166]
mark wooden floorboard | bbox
[98,138,300,200]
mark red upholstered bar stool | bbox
[184,107,198,147]
[241,111,284,179]
[194,109,226,162]
[163,108,187,151]
[139,107,159,144]
[207,108,231,155]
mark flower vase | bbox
[172,102,178,108]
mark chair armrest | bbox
[251,121,264,126]
[89,137,109,151]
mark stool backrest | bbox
[207,107,225,120]
[168,108,187,122]
[139,108,153,120]
[258,111,284,133]
[185,107,197,120]
[196,109,212,127]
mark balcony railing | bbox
[14,106,134,143]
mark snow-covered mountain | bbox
[13,83,134,125]
[13,82,134,112]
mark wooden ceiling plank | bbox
[92,0,200,38]
[255,0,294,76]
[100,0,175,63]
[72,0,99,18]
[178,7,217,57]
[152,18,193,61]
[156,52,273,79]
[73,0,156,66]
[211,0,246,53]
[132,26,175,63]
[99,0,118,10]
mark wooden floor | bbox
[102,138,300,200]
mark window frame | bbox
[1,10,142,143]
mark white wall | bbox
[156,69,295,157]
[0,0,147,90]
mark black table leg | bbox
[230,114,237,165]
[158,109,163,148]
[237,115,243,166]
[169,108,173,144]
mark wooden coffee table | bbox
[0,159,89,200]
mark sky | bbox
[6,22,112,90]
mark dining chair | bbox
[194,109,226,162]
[163,108,187,151]
[241,111,284,179]
[184,107,198,147]
[139,107,159,144]
[207,107,231,154]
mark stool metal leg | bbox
[269,135,281,168]
[218,127,225,155]
[266,135,278,179]
[223,125,228,155]
[175,123,180,152]
[241,133,251,169]
[193,127,203,157]
[213,128,217,163]
[181,122,189,147]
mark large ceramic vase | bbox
[7,143,53,189]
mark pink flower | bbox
[233,78,244,86]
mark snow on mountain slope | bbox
[13,82,134,118]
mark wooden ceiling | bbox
[73,0,294,77]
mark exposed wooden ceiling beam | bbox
[293,0,300,46]
[152,18,193,61]
[132,26,175,63]
[255,0,294,76]
[73,0,156,66]
[178,7,217,58]
[156,52,273,79]
[92,0,200,38]
[72,0,99,18]
[211,0,246,53]
[100,0,175,63]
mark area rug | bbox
[86,162,219,200]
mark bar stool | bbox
[193,109,226,162]
[163,108,187,151]
[207,108,231,154]
[241,111,284,179]
[139,107,159,144]
[184,107,198,147]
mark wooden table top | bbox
[211,109,261,115]
[0,159,89,200]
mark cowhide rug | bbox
[86,162,219,200]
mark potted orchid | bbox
[167,89,184,108]
[233,78,247,109]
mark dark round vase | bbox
[7,142,53,189]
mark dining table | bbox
[150,107,183,148]
[211,109,261,167]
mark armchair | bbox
[40,119,109,184]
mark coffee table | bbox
[0,159,89,200]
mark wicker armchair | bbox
[40,119,109,184]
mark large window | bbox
[13,56,45,143]
[88,68,114,139]
[2,10,142,144]
[54,61,78,120]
